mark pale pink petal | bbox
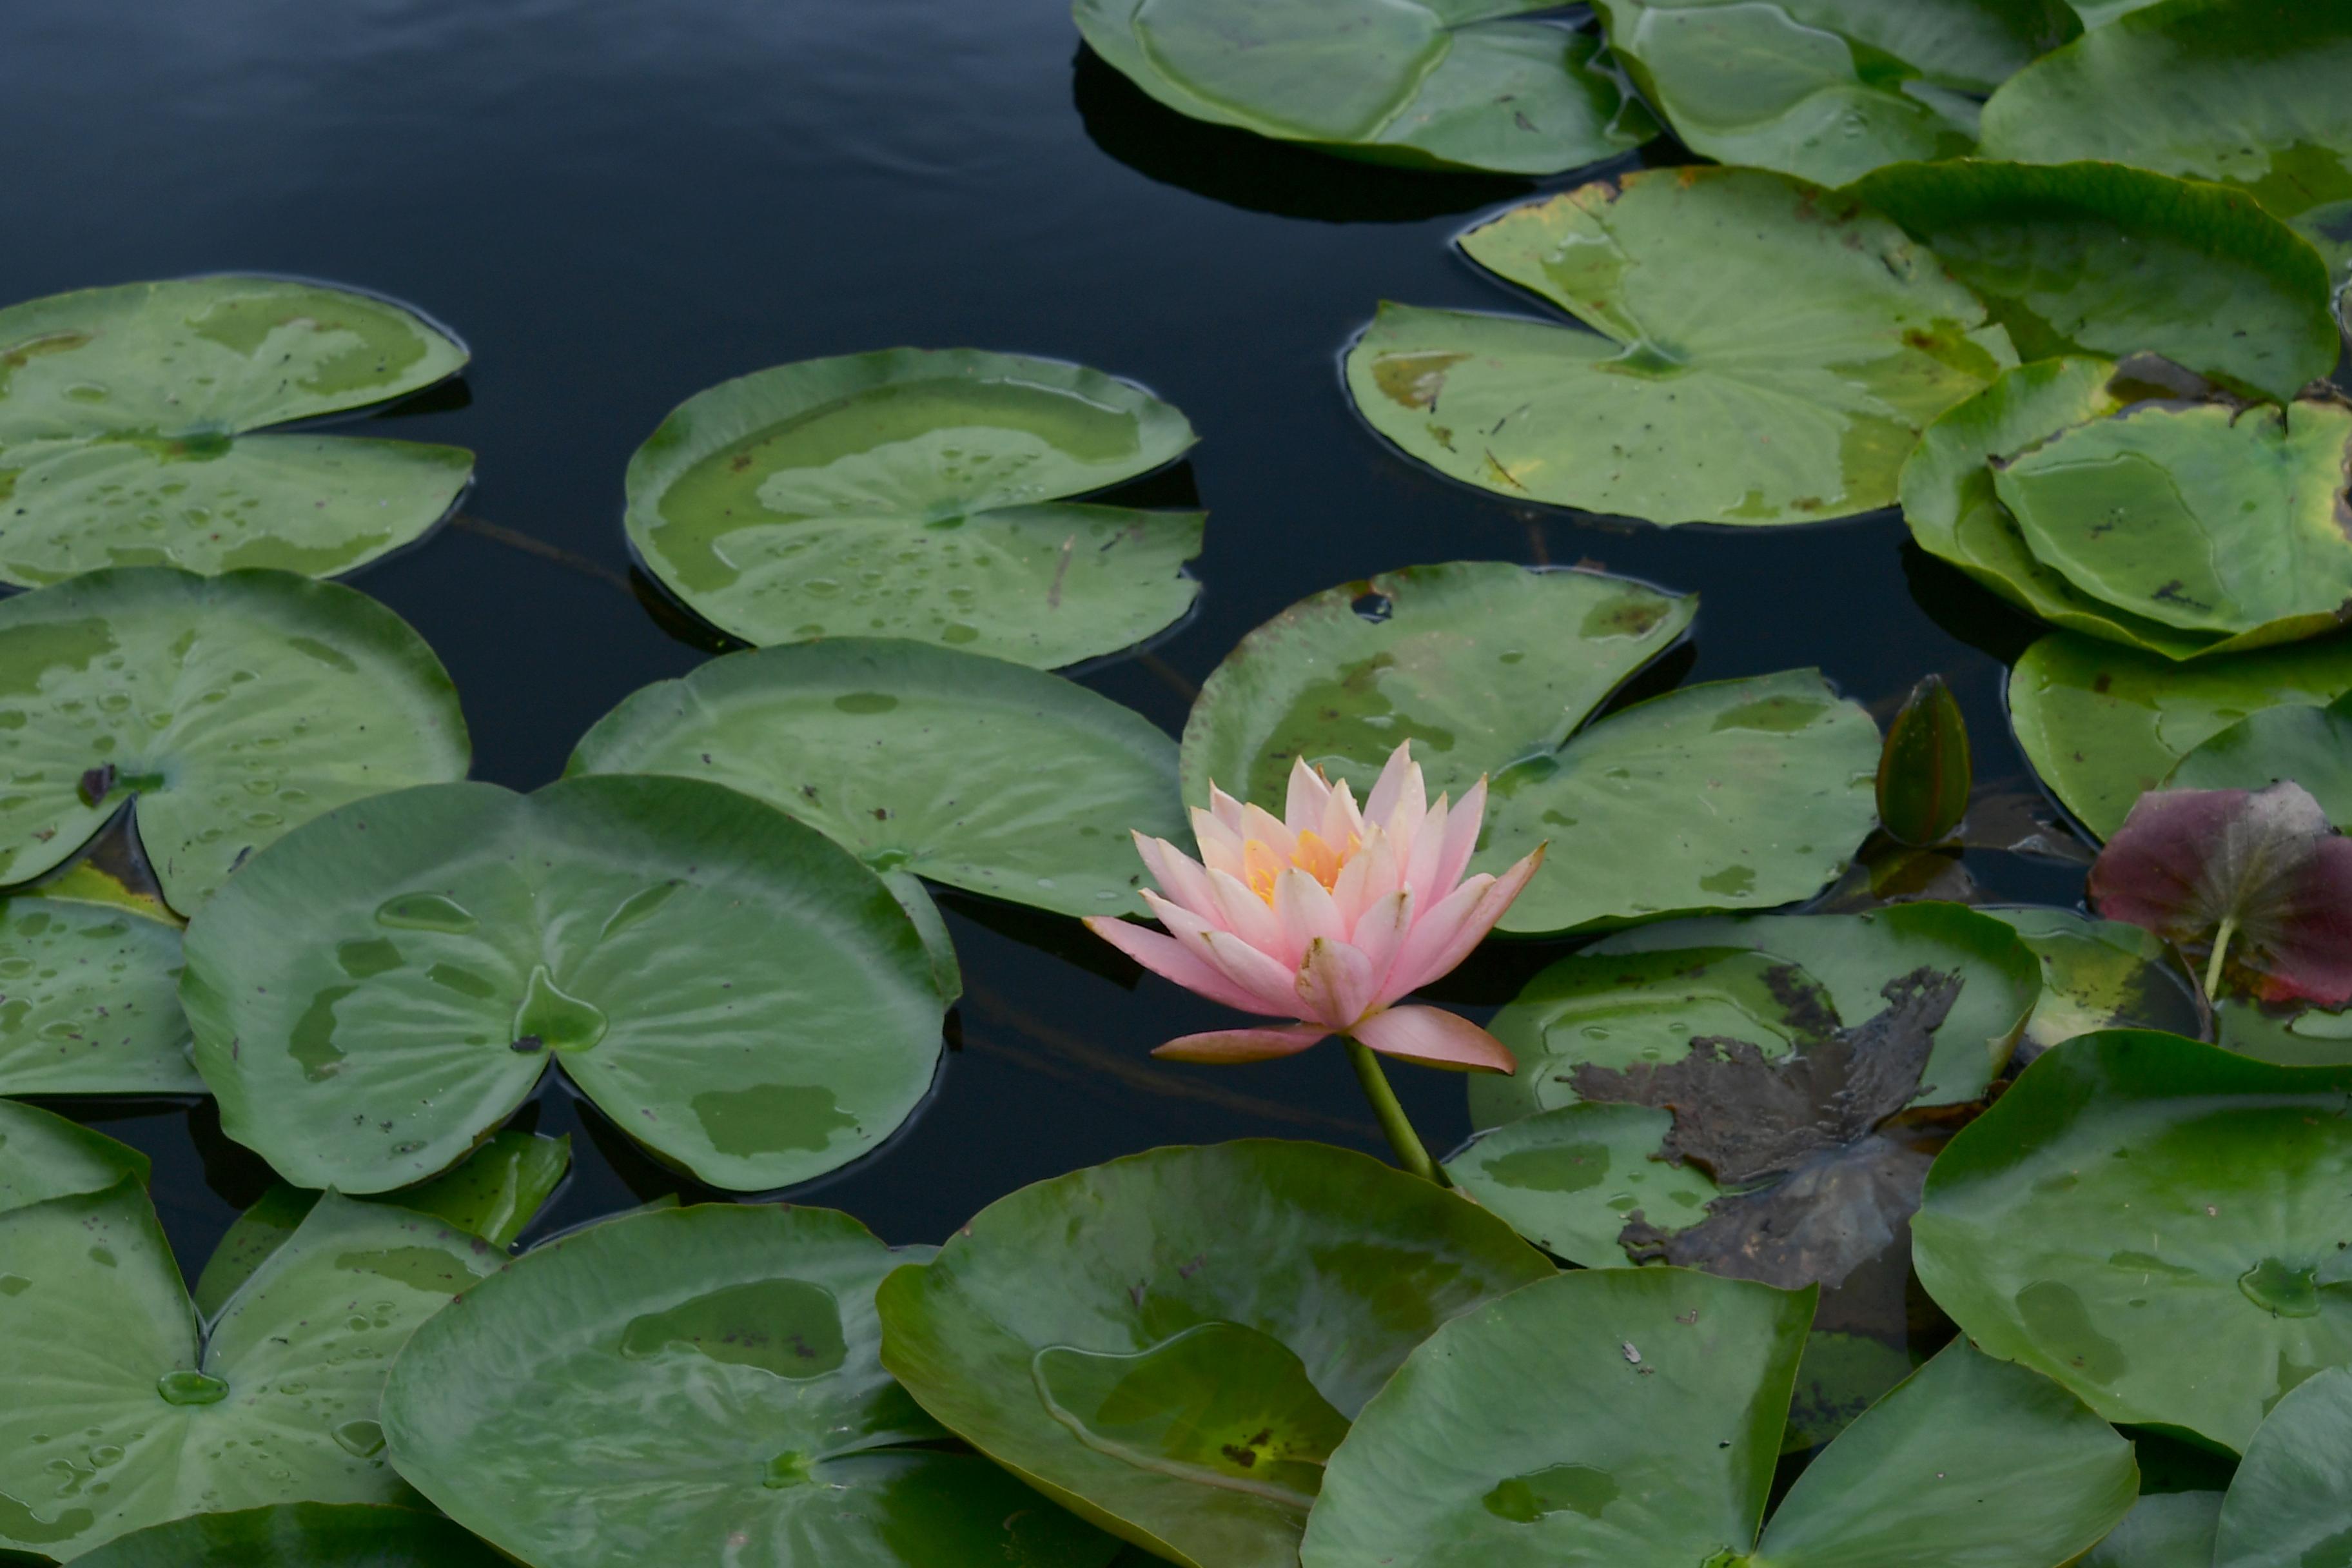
[1364,741,1420,825]
[1204,868,1289,957]
[1084,916,1279,1015]
[1199,927,1313,1016]
[1191,807,1246,881]
[1295,937,1380,1029]
[1145,895,1305,1015]
[1208,784,1248,832]
[1351,1004,1516,1073]
[1353,888,1416,1005]
[1431,777,1489,895]
[1152,1023,1328,1064]
[1380,763,1427,865]
[1329,831,1400,933]
[1322,778,1365,848]
[1285,758,1332,835]
[1385,873,1497,997]
[1404,795,1449,896]
[1133,833,1218,922]
[1392,845,1545,994]
[1240,803,1297,859]
[1273,867,1345,963]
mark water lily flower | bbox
[1085,741,1543,1072]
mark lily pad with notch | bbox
[623,349,1204,668]
[1181,561,1880,933]
[2007,630,2352,841]
[1345,165,2014,525]
[1980,906,2208,1059]
[0,277,472,585]
[0,567,470,912]
[1073,0,1657,175]
[181,774,946,1195]
[1914,1028,2352,1452]
[1851,161,2339,402]
[0,884,194,1096]
[2165,692,2352,827]
[1592,0,2079,186]
[0,1095,150,1215]
[874,1140,1554,1568]
[382,1202,1119,1568]
[1299,1267,2135,1568]
[66,1504,510,1568]
[568,638,1184,919]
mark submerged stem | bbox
[1342,1037,1450,1186]
[2204,916,2239,1001]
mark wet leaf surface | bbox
[1982,906,2209,1058]
[68,1503,511,1567]
[0,887,193,1095]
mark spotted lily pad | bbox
[0,1097,148,1214]
[1979,0,2352,284]
[66,1504,509,1568]
[0,567,469,911]
[1300,1268,2135,1568]
[1073,0,1656,174]
[1914,1029,2352,1451]
[875,1141,1552,1568]
[0,887,193,1095]
[382,1203,1117,1568]
[1592,0,2077,185]
[0,1164,500,1558]
[2007,631,2352,840]
[624,349,1202,667]
[1346,166,2013,525]
[1851,161,2339,402]
[0,277,472,585]
[568,638,1183,919]
[180,774,945,1195]
[1181,561,1878,932]
[1980,907,2208,1057]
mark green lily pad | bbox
[382,1203,1118,1568]
[2213,1365,2352,1568]
[2166,692,2352,825]
[1850,161,2339,402]
[190,1131,572,1320]
[1914,1029,2352,1451]
[0,1097,148,1215]
[68,1504,508,1568]
[1300,1267,2135,1568]
[874,1141,1553,1568]
[624,349,1202,668]
[1180,562,1877,933]
[1979,0,2352,282]
[2084,1493,2224,1568]
[0,1177,499,1558]
[1592,0,2077,186]
[1346,167,2013,525]
[1073,0,1656,174]
[0,888,193,1095]
[2217,997,2352,1068]
[181,775,945,1195]
[1981,907,2209,1056]
[0,567,469,911]
[0,277,472,585]
[2008,631,2352,840]
[1992,397,2352,645]
[568,638,1182,919]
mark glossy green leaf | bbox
[1994,397,2352,645]
[382,1204,1117,1568]
[2008,632,2352,840]
[569,638,1183,919]
[181,775,945,1194]
[0,567,469,910]
[1979,0,2352,282]
[0,1183,497,1558]
[0,1098,148,1216]
[68,1504,507,1568]
[0,278,472,585]
[1851,161,2339,401]
[1981,907,2208,1056]
[2216,996,2352,1067]
[1073,0,1656,174]
[1447,1100,1721,1267]
[1593,0,2076,185]
[1877,674,1971,847]
[2166,692,2352,826]
[2082,1494,2224,1568]
[1347,167,2013,525]
[624,349,1202,668]
[0,890,193,1095]
[875,1141,1553,1568]
[1914,1029,2352,1451]
[1302,1268,2132,1568]
[2213,1365,2352,1568]
[1181,562,1878,932]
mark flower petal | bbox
[1134,832,1217,921]
[1206,868,1289,957]
[1330,830,1400,932]
[1296,936,1380,1029]
[1355,888,1416,1006]
[1404,794,1449,897]
[1152,1023,1329,1064]
[1322,777,1365,850]
[1200,926,1313,1015]
[1386,873,1495,997]
[1394,845,1547,994]
[1286,758,1332,836]
[1145,894,1303,1015]
[1240,803,1297,860]
[1365,740,1422,825]
[1432,776,1488,895]
[1208,784,1248,832]
[1350,1004,1516,1073]
[1274,867,1346,962]
[1191,806,1246,881]
[1084,916,1279,1015]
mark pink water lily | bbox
[1085,741,1544,1073]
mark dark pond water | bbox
[5,1,2085,1305]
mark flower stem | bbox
[2204,916,2238,1001]
[1343,1037,1450,1186]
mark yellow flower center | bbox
[1242,829,1358,904]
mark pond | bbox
[4,2,2351,1565]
